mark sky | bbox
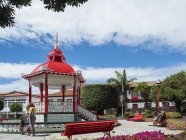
[1,0,186,93]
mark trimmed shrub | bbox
[81,85,118,114]
[98,114,116,120]
[9,102,22,113]
[143,109,151,114]
[0,100,4,111]
[142,109,153,118]
[144,113,153,118]
[124,112,134,118]
[166,112,182,119]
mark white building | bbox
[125,81,176,111]
[0,91,39,118]
[0,90,73,119]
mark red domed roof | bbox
[31,61,74,74]
[31,48,74,74]
[48,49,62,56]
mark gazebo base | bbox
[36,113,79,123]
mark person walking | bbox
[19,115,25,135]
[28,103,36,136]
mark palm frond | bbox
[128,78,137,83]
[122,69,127,82]
[115,71,122,80]
[107,78,118,85]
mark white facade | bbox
[0,93,39,114]
[0,91,73,116]
[126,89,175,110]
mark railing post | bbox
[29,79,32,103]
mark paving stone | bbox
[0,120,184,140]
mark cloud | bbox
[0,62,38,79]
[0,0,186,52]
[74,63,186,83]
[0,62,186,92]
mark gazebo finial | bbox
[55,32,59,49]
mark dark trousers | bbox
[29,116,35,134]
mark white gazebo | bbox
[22,34,96,122]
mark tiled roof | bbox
[0,91,39,98]
[130,81,157,87]
[48,89,73,97]
[0,90,73,98]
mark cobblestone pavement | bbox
[0,120,184,140]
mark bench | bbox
[61,120,118,139]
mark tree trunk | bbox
[176,102,181,112]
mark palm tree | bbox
[107,69,136,114]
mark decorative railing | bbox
[48,102,73,112]
[34,102,45,113]
[131,96,139,101]
[0,122,66,133]
[77,105,97,121]
[33,102,73,113]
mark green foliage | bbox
[144,114,153,118]
[142,109,153,118]
[161,71,186,112]
[124,112,134,118]
[134,82,154,103]
[0,100,4,111]
[81,84,118,113]
[107,69,136,113]
[143,109,151,114]
[9,102,23,112]
[181,100,186,113]
[107,69,136,93]
[167,119,186,130]
[0,0,87,28]
[43,0,88,12]
[98,114,116,120]
[166,112,182,119]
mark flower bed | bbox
[95,131,186,140]
[96,131,167,140]
[167,119,186,130]
[145,117,153,122]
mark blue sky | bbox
[1,0,186,92]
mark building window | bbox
[57,99,62,102]
[4,100,7,107]
[132,91,138,98]
[144,102,151,109]
[132,104,138,109]
[66,99,72,103]
[163,102,169,109]
[16,99,26,106]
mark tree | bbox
[0,0,87,28]
[161,71,186,112]
[81,84,118,114]
[134,82,155,109]
[107,69,136,112]
[0,99,4,111]
[9,102,23,112]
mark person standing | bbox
[19,115,25,135]
[28,103,36,136]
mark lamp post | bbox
[156,80,161,113]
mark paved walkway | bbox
[0,120,184,140]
